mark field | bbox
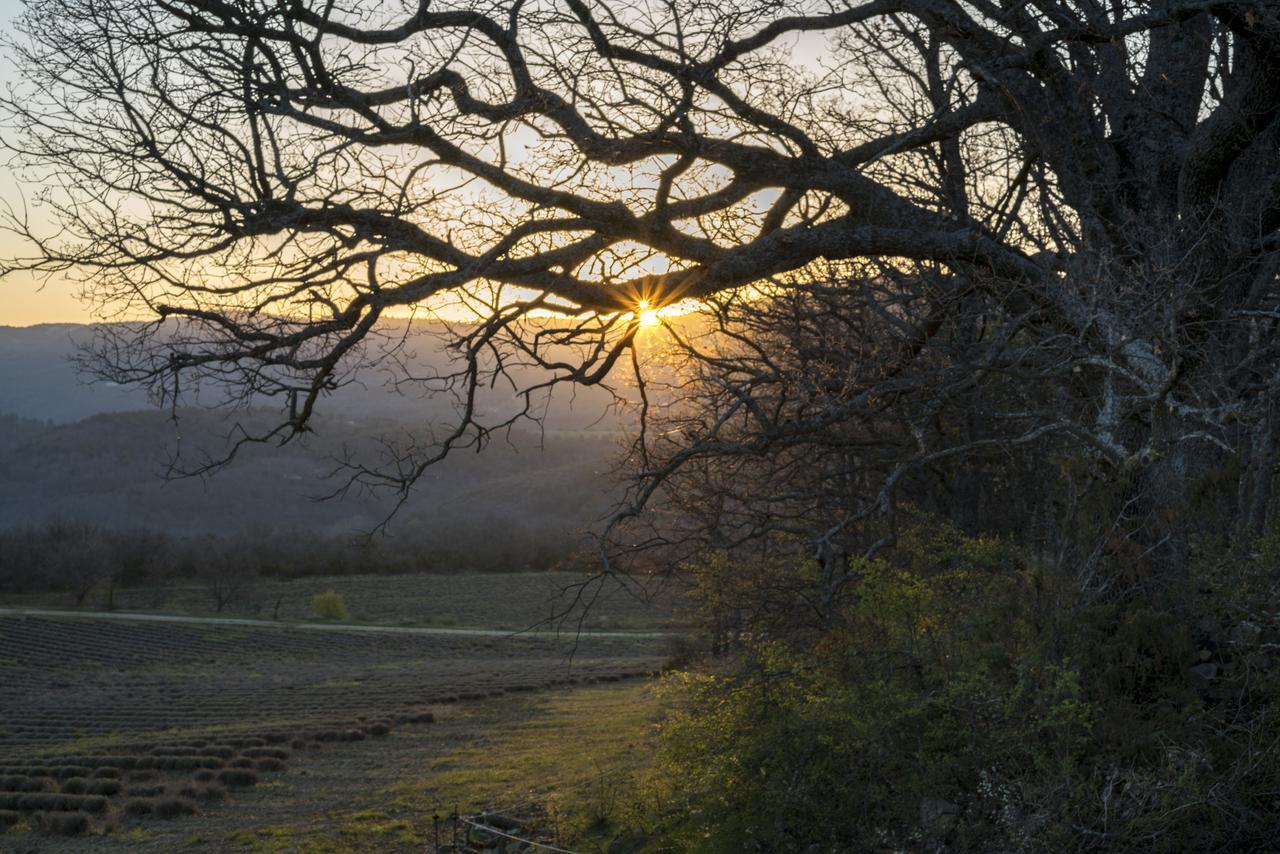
[0,592,670,848]
[0,571,681,632]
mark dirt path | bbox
[0,607,669,640]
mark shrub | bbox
[87,780,120,796]
[312,729,365,742]
[50,766,91,780]
[35,811,89,835]
[241,747,289,760]
[1,793,108,813]
[59,778,89,795]
[123,798,153,816]
[191,770,216,783]
[216,769,258,788]
[310,590,347,621]
[76,757,136,769]
[177,785,225,802]
[134,756,224,771]
[125,785,165,798]
[0,809,20,830]
[152,745,232,759]
[652,516,1280,852]
[253,758,285,773]
[0,776,51,793]
[152,798,196,819]
[124,796,195,819]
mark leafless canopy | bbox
[3,0,1278,574]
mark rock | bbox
[480,812,521,832]
[1190,662,1219,683]
[1187,660,1218,681]
[468,828,498,848]
[919,797,960,834]
[1230,621,1262,646]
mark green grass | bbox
[385,682,661,848]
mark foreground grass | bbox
[204,681,664,854]
[352,681,661,852]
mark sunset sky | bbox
[0,0,88,326]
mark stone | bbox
[919,797,960,834]
[1190,662,1219,682]
[1230,621,1262,646]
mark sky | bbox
[0,2,832,328]
[0,0,88,326]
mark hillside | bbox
[0,321,623,427]
[0,323,631,547]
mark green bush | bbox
[650,514,1280,852]
[310,590,347,621]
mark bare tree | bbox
[2,1,1278,584]
[44,522,114,606]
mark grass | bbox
[384,681,661,847]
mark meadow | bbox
[0,571,678,632]
[0,575,672,849]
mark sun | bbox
[636,299,661,328]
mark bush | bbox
[177,785,225,802]
[59,778,89,795]
[216,769,258,788]
[86,780,120,796]
[240,747,288,759]
[652,515,1280,852]
[152,798,196,819]
[0,793,108,813]
[310,590,347,621]
[125,785,165,798]
[123,798,154,816]
[125,797,194,819]
[35,811,89,835]
[0,776,51,793]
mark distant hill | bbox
[0,321,623,427]
[0,323,633,547]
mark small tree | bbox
[310,590,347,622]
[186,535,260,614]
